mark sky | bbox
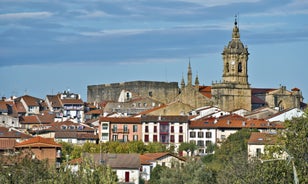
[0,0,308,102]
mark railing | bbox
[112,129,129,134]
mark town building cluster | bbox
[0,19,306,183]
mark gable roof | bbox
[248,132,278,145]
[15,136,61,148]
[141,152,186,163]
[0,127,32,139]
[19,95,42,107]
[46,95,62,108]
[89,153,140,169]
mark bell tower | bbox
[211,17,252,111]
[222,17,249,86]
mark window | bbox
[123,135,128,142]
[198,132,204,138]
[170,135,175,143]
[170,126,174,133]
[102,133,108,140]
[179,135,183,143]
[179,126,183,133]
[160,124,169,133]
[102,123,108,130]
[197,140,204,147]
[154,126,157,133]
[133,125,138,132]
[145,126,149,133]
[112,125,117,133]
[256,148,262,157]
[205,140,212,146]
[190,131,196,138]
[144,135,149,142]
[133,135,138,141]
[238,62,242,72]
[206,132,212,138]
[123,125,128,132]
[112,135,118,141]
[160,135,169,143]
[149,91,153,97]
[153,135,158,142]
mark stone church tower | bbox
[212,18,252,111]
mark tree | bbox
[178,142,197,156]
[155,159,216,184]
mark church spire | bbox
[187,59,192,86]
[181,73,185,90]
[195,73,199,89]
[232,15,240,39]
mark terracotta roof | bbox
[0,101,8,112]
[215,115,284,129]
[0,139,17,150]
[15,136,61,148]
[61,98,83,105]
[46,121,95,132]
[15,101,26,113]
[55,132,98,139]
[199,86,212,98]
[100,117,141,123]
[20,115,40,124]
[141,115,189,123]
[189,117,217,129]
[291,87,300,91]
[46,95,62,108]
[20,95,42,106]
[248,132,278,145]
[85,109,103,115]
[0,127,32,139]
[142,152,186,162]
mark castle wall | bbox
[87,81,179,104]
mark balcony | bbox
[112,129,129,134]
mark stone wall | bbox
[87,81,179,104]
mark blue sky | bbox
[0,0,308,102]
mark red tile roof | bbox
[46,95,62,108]
[248,132,278,145]
[0,127,32,139]
[15,136,61,148]
[85,109,103,115]
[61,98,83,105]
[0,139,17,150]
[20,95,42,106]
[199,86,212,98]
[100,117,141,123]
[189,117,217,129]
[15,101,26,113]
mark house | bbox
[214,114,284,144]
[0,127,32,142]
[141,115,189,150]
[15,95,43,115]
[266,108,304,122]
[19,113,55,130]
[80,153,141,184]
[139,152,186,181]
[45,90,84,123]
[35,120,98,144]
[15,136,62,167]
[100,117,142,143]
[189,117,217,155]
[247,132,283,160]
[0,139,17,154]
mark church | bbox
[87,19,305,113]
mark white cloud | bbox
[0,12,53,20]
[80,28,160,37]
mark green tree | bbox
[178,142,197,156]
[156,159,217,184]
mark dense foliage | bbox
[0,152,117,184]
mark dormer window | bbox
[61,125,67,130]
[69,125,75,130]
